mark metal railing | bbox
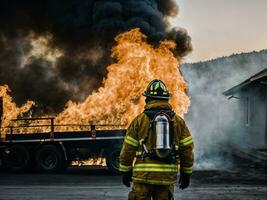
[2,117,125,136]
[9,117,55,134]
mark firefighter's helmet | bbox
[143,80,171,100]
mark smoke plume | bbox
[181,50,267,169]
[0,0,192,114]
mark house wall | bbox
[239,82,267,148]
[264,83,267,145]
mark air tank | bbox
[153,114,172,158]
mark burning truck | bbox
[0,29,191,173]
[0,115,126,173]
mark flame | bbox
[71,157,106,167]
[55,28,190,127]
[0,85,34,135]
[0,28,190,133]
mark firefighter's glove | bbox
[179,172,191,190]
[122,170,133,187]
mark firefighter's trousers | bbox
[128,182,174,200]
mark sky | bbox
[171,0,267,63]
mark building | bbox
[223,69,267,149]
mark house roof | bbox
[223,68,267,96]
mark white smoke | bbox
[181,50,267,170]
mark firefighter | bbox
[119,79,194,200]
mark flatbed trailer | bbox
[0,117,126,174]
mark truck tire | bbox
[106,148,121,174]
[3,145,31,173]
[36,144,64,173]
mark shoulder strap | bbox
[144,109,175,121]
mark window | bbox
[245,97,250,127]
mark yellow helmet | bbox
[143,80,171,100]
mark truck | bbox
[0,98,126,174]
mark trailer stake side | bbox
[0,117,126,174]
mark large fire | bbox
[0,28,190,133]
[55,28,190,127]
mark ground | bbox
[0,161,266,200]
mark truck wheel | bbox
[106,148,121,174]
[3,145,31,173]
[36,145,64,173]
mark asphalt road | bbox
[0,165,266,200]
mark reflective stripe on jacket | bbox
[119,100,194,185]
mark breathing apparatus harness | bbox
[137,108,178,163]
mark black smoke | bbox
[0,0,192,114]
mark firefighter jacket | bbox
[119,100,194,185]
